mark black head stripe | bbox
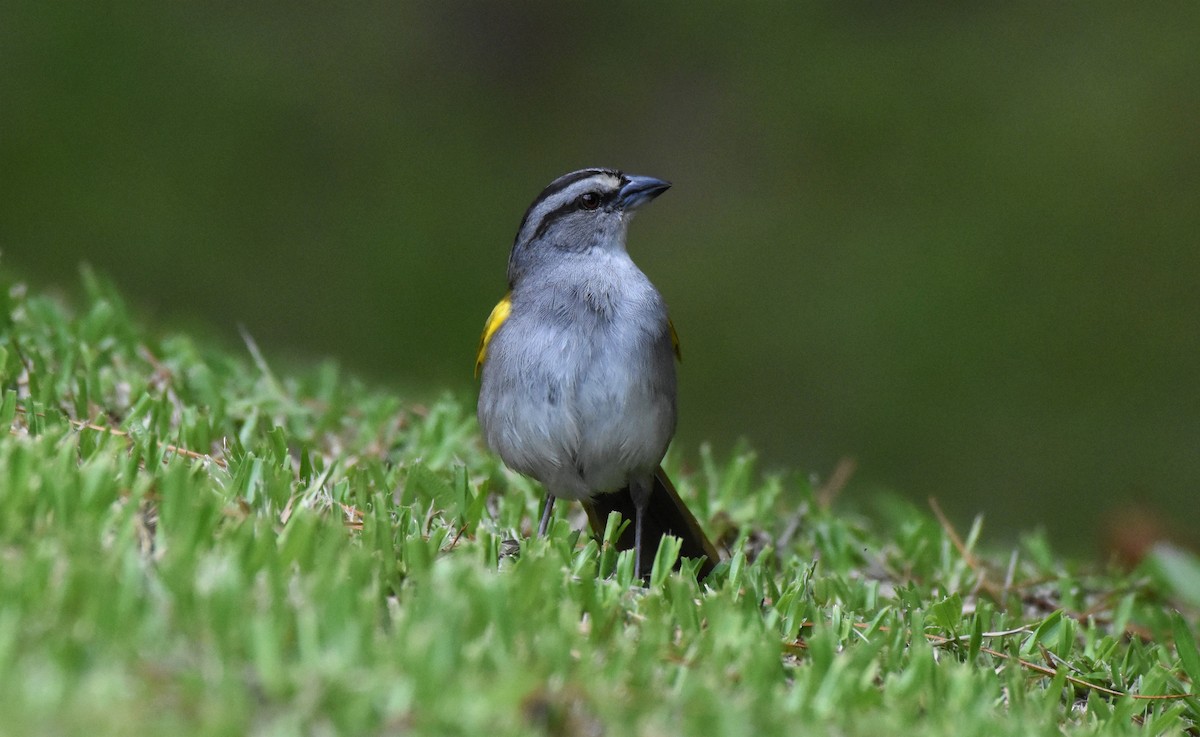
[506,168,626,286]
[514,169,621,243]
[535,169,610,207]
[533,187,625,242]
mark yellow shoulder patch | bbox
[475,293,512,378]
[668,317,682,362]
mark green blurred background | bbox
[3,3,1197,552]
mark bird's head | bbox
[507,168,670,285]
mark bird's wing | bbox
[475,292,512,378]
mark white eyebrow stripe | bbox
[545,173,619,207]
[519,172,622,242]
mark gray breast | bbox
[477,253,677,499]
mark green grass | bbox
[1,269,1198,736]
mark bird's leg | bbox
[629,478,653,579]
[537,494,556,537]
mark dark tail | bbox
[583,466,719,579]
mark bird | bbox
[475,168,719,579]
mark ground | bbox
[0,271,1197,736]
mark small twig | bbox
[929,496,1005,601]
[929,497,976,567]
[10,405,375,530]
[930,625,1035,642]
[12,405,228,468]
[794,620,1197,702]
[442,524,469,552]
[925,633,1193,701]
[137,344,173,386]
[816,456,856,509]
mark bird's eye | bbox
[577,192,601,210]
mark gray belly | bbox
[477,303,677,500]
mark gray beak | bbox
[618,175,671,210]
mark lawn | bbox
[0,270,1197,736]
